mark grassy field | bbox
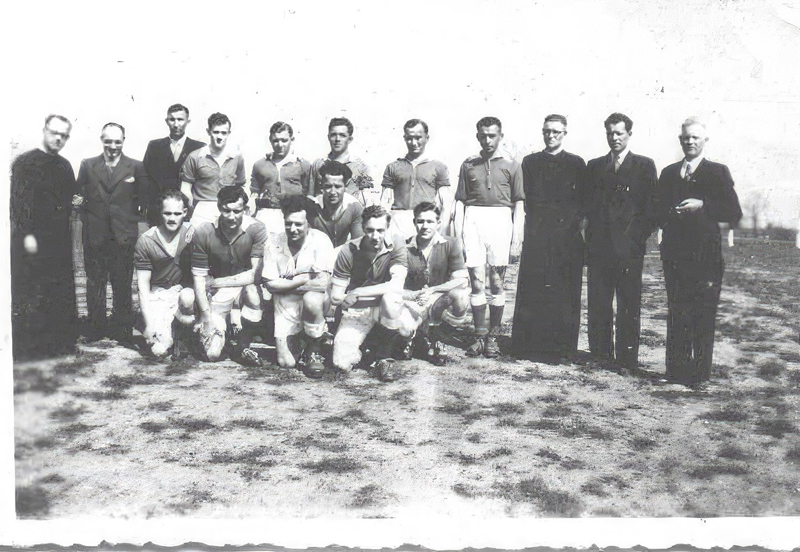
[13,240,800,519]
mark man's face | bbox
[606,122,631,154]
[270,130,294,158]
[404,124,429,156]
[328,125,352,154]
[477,125,503,155]
[679,124,709,160]
[42,119,71,155]
[166,110,189,140]
[208,123,231,151]
[414,209,439,241]
[363,215,389,251]
[284,210,309,245]
[160,197,187,232]
[542,121,567,151]
[101,126,125,160]
[321,175,346,207]
[218,198,245,232]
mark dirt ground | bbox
[13,241,800,519]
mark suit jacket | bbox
[77,154,149,247]
[585,151,658,260]
[143,136,205,223]
[657,158,742,263]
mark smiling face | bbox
[166,109,189,140]
[328,125,352,155]
[414,209,439,242]
[284,210,309,246]
[680,123,709,160]
[101,126,125,160]
[542,120,567,152]
[404,124,429,157]
[160,197,187,233]
[606,122,631,154]
[218,198,245,232]
[207,122,231,152]
[363,215,389,252]
[42,118,71,155]
[477,124,503,156]
[270,130,294,158]
[320,174,346,207]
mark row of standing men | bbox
[9,107,742,385]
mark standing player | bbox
[181,112,246,226]
[585,112,658,371]
[191,186,267,366]
[248,121,312,236]
[453,116,525,358]
[310,117,374,205]
[307,161,364,248]
[134,190,196,357]
[380,119,452,238]
[262,196,334,378]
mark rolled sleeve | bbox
[332,245,354,282]
[454,163,467,202]
[133,239,153,271]
[435,164,451,188]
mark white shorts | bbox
[389,209,416,241]
[273,293,303,338]
[191,200,219,227]
[462,205,513,268]
[255,208,285,236]
[139,285,182,355]
[208,285,262,322]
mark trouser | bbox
[587,256,644,370]
[85,239,136,335]
[663,259,724,385]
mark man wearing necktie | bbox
[585,112,659,371]
[143,104,206,226]
[656,117,742,386]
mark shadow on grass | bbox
[697,406,749,423]
[350,484,389,508]
[16,486,50,519]
[101,373,164,390]
[755,418,797,439]
[48,402,88,422]
[52,351,109,375]
[496,477,583,516]
[686,461,750,479]
[300,456,364,473]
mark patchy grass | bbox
[541,404,573,417]
[228,417,279,431]
[139,421,169,434]
[48,403,88,422]
[490,402,525,416]
[146,401,174,412]
[101,373,163,390]
[500,477,583,516]
[300,456,364,474]
[757,359,787,380]
[784,444,800,464]
[71,389,127,401]
[452,483,480,498]
[717,444,751,461]
[536,448,562,462]
[209,446,279,467]
[698,406,749,423]
[14,367,62,395]
[172,416,217,433]
[269,391,294,402]
[686,462,750,480]
[629,436,657,451]
[164,358,197,377]
[322,409,375,426]
[52,352,109,375]
[755,418,797,439]
[526,417,613,440]
[16,486,50,518]
[350,484,386,508]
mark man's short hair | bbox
[208,112,231,130]
[404,118,429,134]
[318,160,353,185]
[217,186,248,207]
[476,116,502,131]
[270,121,294,137]
[413,201,441,220]
[280,194,309,219]
[102,122,126,138]
[167,103,190,117]
[681,116,707,131]
[361,204,391,226]
[544,114,568,126]
[45,114,72,130]
[328,117,354,136]
[159,189,191,211]
[604,112,633,132]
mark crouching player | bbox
[191,186,267,365]
[262,196,334,379]
[402,202,470,365]
[134,190,196,357]
[329,205,417,381]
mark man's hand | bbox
[342,291,360,309]
[72,194,84,207]
[675,198,704,214]
[416,289,432,306]
[509,234,523,263]
[143,326,158,343]
[23,234,37,255]
[206,275,216,290]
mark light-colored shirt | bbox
[681,154,705,179]
[262,228,334,282]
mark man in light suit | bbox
[585,112,658,371]
[77,122,149,342]
[142,103,205,226]
[657,117,742,386]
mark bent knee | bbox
[302,291,325,312]
[242,284,262,309]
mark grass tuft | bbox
[757,359,786,380]
[784,444,800,464]
[209,446,279,467]
[686,462,750,479]
[101,373,162,390]
[515,477,583,516]
[629,436,657,451]
[300,456,364,474]
[350,484,386,508]
[717,444,750,461]
[49,403,88,422]
[52,351,109,375]
[16,486,50,518]
[698,406,749,423]
[755,418,797,439]
[228,417,279,431]
[139,421,169,434]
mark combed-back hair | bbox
[208,112,231,130]
[681,116,707,131]
[544,114,568,126]
[604,112,633,132]
[45,114,72,130]
[404,118,429,134]
[167,103,190,117]
[361,204,391,226]
[318,160,353,185]
[328,117,354,136]
[280,194,310,219]
[217,185,248,207]
[413,201,440,220]
[102,122,126,138]
[270,121,294,137]
[159,189,191,211]
[476,116,502,131]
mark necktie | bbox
[614,155,621,174]
[684,163,693,182]
[172,142,181,162]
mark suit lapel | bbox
[160,137,174,165]
[90,156,112,192]
[107,156,132,194]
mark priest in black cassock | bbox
[10,114,81,359]
[511,114,587,359]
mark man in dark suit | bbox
[77,122,150,341]
[142,103,205,226]
[585,112,658,370]
[657,117,742,386]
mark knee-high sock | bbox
[470,293,488,336]
[489,293,505,332]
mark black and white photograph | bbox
[3,0,800,548]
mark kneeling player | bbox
[329,205,416,381]
[262,196,334,378]
[402,202,469,365]
[191,186,267,365]
[134,190,196,357]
